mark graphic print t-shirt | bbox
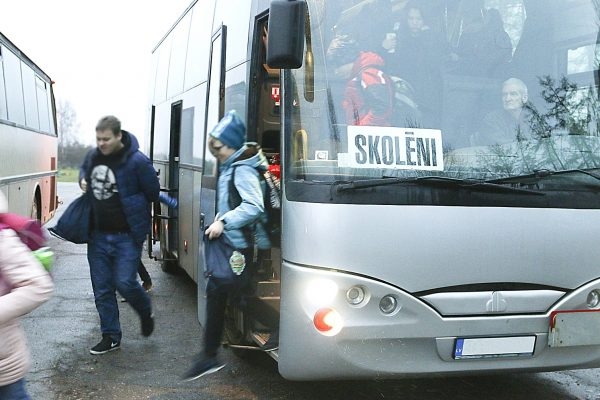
[90,149,130,233]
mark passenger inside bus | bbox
[473,77,532,145]
[342,51,394,126]
[389,1,448,127]
[447,1,512,77]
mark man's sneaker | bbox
[181,356,226,381]
[90,335,120,355]
[141,313,154,337]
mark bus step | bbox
[256,280,280,297]
[251,332,279,360]
[223,343,262,351]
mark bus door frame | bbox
[197,25,227,325]
[165,101,182,253]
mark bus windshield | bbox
[286,0,600,207]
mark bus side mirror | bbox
[267,0,306,69]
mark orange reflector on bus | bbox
[313,307,343,336]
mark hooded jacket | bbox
[216,143,271,250]
[343,51,394,126]
[79,130,160,244]
[0,227,54,386]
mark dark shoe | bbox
[261,330,279,352]
[142,280,153,292]
[90,335,120,355]
[181,355,226,381]
[141,313,155,337]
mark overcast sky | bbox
[0,0,192,147]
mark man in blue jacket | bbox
[182,110,271,381]
[79,115,160,355]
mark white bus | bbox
[0,32,58,223]
[148,0,600,380]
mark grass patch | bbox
[58,168,79,183]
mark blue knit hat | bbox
[209,110,246,150]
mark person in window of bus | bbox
[390,1,448,127]
[448,4,512,77]
[79,115,160,355]
[181,110,272,381]
[326,0,406,79]
[0,191,54,400]
[342,50,394,126]
[474,78,532,145]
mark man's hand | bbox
[80,178,87,192]
[205,220,224,240]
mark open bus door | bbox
[197,25,227,326]
[149,102,182,273]
[219,14,287,355]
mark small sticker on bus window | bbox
[315,150,328,160]
[338,126,444,171]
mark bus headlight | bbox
[587,290,600,309]
[346,285,367,306]
[379,295,399,315]
[313,307,343,336]
[306,279,338,307]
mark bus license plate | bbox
[454,336,536,359]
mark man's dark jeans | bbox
[87,232,152,341]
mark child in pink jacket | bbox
[0,192,54,399]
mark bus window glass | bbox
[153,41,171,104]
[45,89,56,135]
[180,106,194,165]
[568,44,597,75]
[167,12,192,98]
[185,0,216,89]
[214,0,252,67]
[181,84,207,166]
[3,47,25,125]
[36,76,50,133]
[153,103,171,161]
[0,47,7,120]
[22,63,39,130]
[284,0,600,206]
[224,65,247,124]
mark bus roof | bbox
[0,31,53,83]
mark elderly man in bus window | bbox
[474,78,532,145]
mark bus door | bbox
[197,25,226,325]
[166,101,182,254]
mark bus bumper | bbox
[277,262,600,380]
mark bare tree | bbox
[56,100,92,168]
[56,99,80,149]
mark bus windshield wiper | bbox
[335,176,545,195]
[485,168,600,185]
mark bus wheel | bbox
[31,192,41,221]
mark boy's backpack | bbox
[0,213,53,271]
[228,165,281,247]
